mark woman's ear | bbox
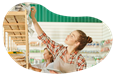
[75,42,80,47]
[49,55,52,58]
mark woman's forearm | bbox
[30,66,36,70]
[35,68,42,72]
[31,17,44,36]
[30,66,42,72]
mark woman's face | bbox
[43,49,52,60]
[64,31,80,46]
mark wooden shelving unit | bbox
[3,10,29,69]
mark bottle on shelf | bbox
[36,59,40,64]
[92,42,96,47]
[34,59,38,64]
[42,59,45,63]
[96,58,100,64]
[29,57,32,63]
[31,57,34,64]
[96,42,100,47]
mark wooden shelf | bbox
[3,10,29,69]
[6,11,25,15]
[5,30,25,32]
[3,11,26,40]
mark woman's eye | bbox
[71,35,73,37]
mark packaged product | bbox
[34,49,36,53]
[31,58,34,63]
[30,41,39,46]
[92,42,96,47]
[95,42,99,47]
[37,50,40,53]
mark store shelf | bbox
[29,53,43,54]
[3,11,27,45]
[3,10,29,69]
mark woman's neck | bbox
[46,59,51,67]
[46,59,51,64]
[67,46,76,54]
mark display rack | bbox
[3,10,29,69]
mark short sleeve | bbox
[38,32,65,58]
[76,54,87,71]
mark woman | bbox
[29,48,54,73]
[31,7,93,73]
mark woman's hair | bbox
[44,48,54,62]
[76,30,93,51]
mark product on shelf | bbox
[36,59,40,64]
[29,57,32,63]
[41,50,44,53]
[100,39,112,46]
[80,50,99,53]
[30,41,39,46]
[87,43,92,47]
[34,59,41,64]
[30,49,40,53]
[31,50,34,53]
[100,47,110,52]
[100,48,103,52]
[100,40,105,46]
[36,50,40,53]
[42,59,45,63]
[31,58,34,63]
[29,57,34,64]
[92,42,95,47]
[96,59,100,64]
[34,59,37,64]
[33,50,36,53]
[96,42,100,47]
[86,41,100,47]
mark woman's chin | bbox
[64,41,66,44]
[64,41,68,45]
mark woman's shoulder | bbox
[47,62,54,68]
[40,62,46,66]
[77,53,85,60]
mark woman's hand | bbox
[49,70,58,74]
[31,6,36,18]
[35,69,42,72]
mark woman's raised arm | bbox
[30,7,64,58]
[31,7,44,36]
